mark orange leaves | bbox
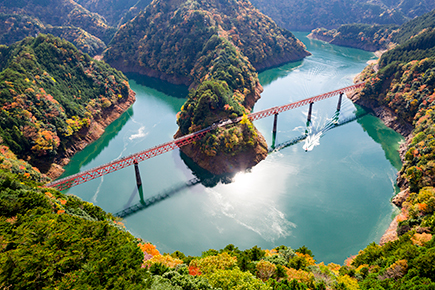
[285,267,314,284]
[264,249,278,257]
[31,130,60,155]
[418,203,428,213]
[144,254,183,269]
[138,242,161,257]
[189,265,202,276]
[295,252,316,266]
[411,233,432,246]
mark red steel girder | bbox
[46,82,365,191]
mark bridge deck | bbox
[46,82,365,191]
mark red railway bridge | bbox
[46,82,365,191]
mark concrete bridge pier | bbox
[134,160,142,188]
[307,102,313,123]
[272,113,278,149]
[337,92,343,111]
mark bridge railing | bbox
[46,82,365,191]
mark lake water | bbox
[61,32,404,263]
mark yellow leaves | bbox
[190,252,237,274]
[239,114,250,125]
[285,267,314,284]
[411,233,432,246]
[296,252,315,266]
[264,249,278,257]
[31,130,60,154]
[416,187,435,204]
[336,275,360,290]
[326,262,341,274]
[144,254,183,269]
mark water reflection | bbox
[356,105,404,171]
[60,106,134,178]
[258,60,303,86]
[126,72,189,99]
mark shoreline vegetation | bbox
[104,0,310,175]
[2,0,435,289]
[0,34,136,182]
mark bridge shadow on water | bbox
[269,108,369,153]
[114,110,369,218]
[113,152,235,218]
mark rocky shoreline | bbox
[45,88,136,180]
[308,31,383,52]
[348,84,413,245]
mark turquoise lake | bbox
[61,32,404,263]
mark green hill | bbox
[309,9,435,52]
[74,0,140,27]
[105,0,309,86]
[0,0,116,44]
[249,0,434,31]
[105,0,309,174]
[0,13,106,56]
[0,34,134,177]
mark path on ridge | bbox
[47,82,364,191]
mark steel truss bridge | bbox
[46,82,365,191]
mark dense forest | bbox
[105,0,309,83]
[0,14,107,56]
[249,0,435,31]
[0,0,117,45]
[309,9,435,52]
[2,160,435,289]
[0,34,134,177]
[105,0,309,174]
[2,0,435,289]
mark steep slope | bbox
[0,0,116,44]
[309,24,398,52]
[309,8,435,52]
[351,26,435,234]
[0,34,135,178]
[75,0,139,27]
[105,0,309,174]
[118,0,153,26]
[105,0,309,86]
[0,13,106,56]
[249,0,435,31]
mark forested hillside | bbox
[340,22,435,289]
[105,0,309,174]
[356,27,435,191]
[0,0,117,46]
[75,0,140,26]
[249,0,435,31]
[0,14,107,56]
[105,0,309,84]
[309,9,435,52]
[2,160,435,289]
[0,34,135,178]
